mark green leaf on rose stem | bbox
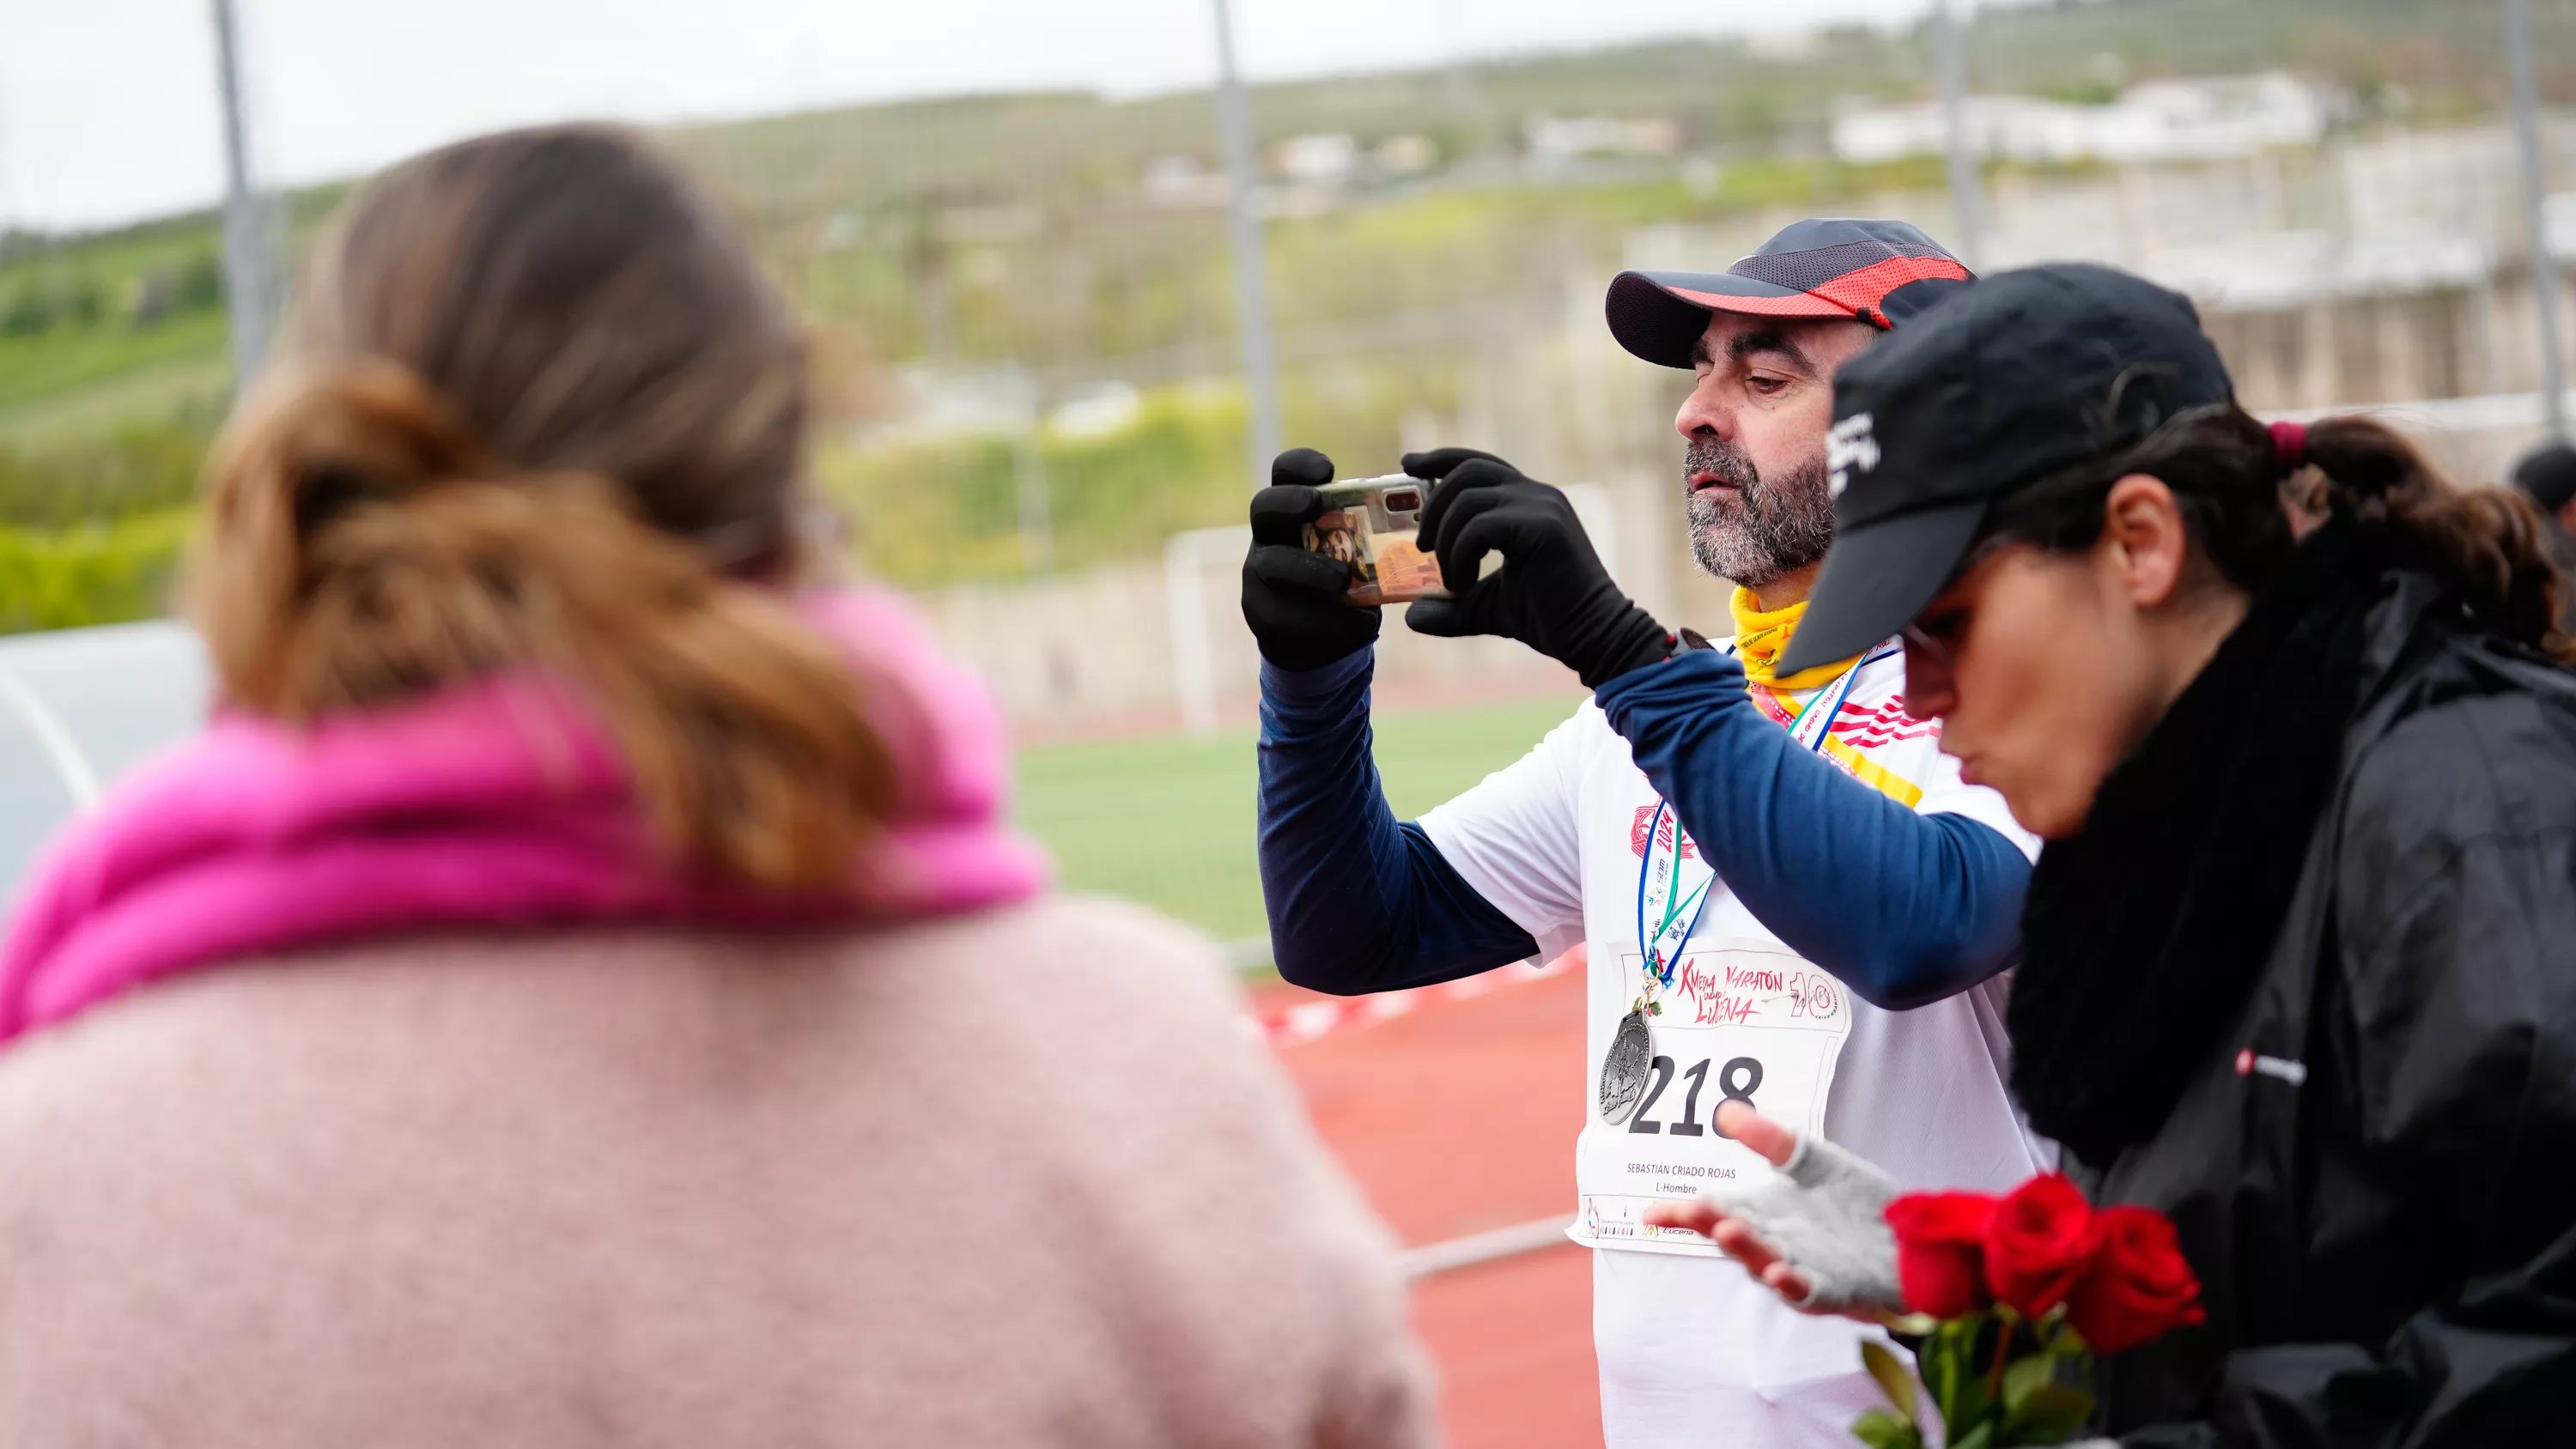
[1850,1408,1927,1449]
[1862,1340,1920,1422]
[2001,1383,2097,1445]
[1947,1422,1996,1449]
[2001,1351,2057,1413]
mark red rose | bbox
[1982,1173,2100,1318]
[2066,1205,2207,1354]
[1884,1192,1996,1319]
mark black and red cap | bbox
[1606,218,1973,367]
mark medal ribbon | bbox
[1633,651,1869,993]
[1635,799,1713,989]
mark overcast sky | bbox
[0,0,1949,232]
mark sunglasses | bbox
[1898,529,2021,671]
[1900,621,1955,671]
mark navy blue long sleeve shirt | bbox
[1256,645,2028,1007]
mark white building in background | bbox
[1141,154,1229,209]
[1374,135,1439,179]
[1274,133,1362,186]
[1833,71,2343,167]
[2139,227,2493,315]
[1523,113,1681,168]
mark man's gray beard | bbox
[1684,436,1836,588]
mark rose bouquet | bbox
[1850,1176,2204,1449]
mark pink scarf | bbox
[0,589,1050,1046]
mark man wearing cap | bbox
[1242,219,2048,1446]
[2512,442,2576,634]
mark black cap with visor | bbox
[1776,263,2238,676]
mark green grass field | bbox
[1012,691,1581,948]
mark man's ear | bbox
[2099,473,2191,609]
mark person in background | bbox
[2512,440,2576,631]
[0,125,1430,1449]
[1244,219,2046,1447]
[1661,263,2576,1443]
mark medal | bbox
[1601,798,1710,1122]
[1597,1007,1653,1123]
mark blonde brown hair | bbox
[189,125,893,888]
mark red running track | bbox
[1261,962,1607,1449]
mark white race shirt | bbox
[1418,645,2050,1448]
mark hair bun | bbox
[246,361,488,534]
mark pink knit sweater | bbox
[0,589,1433,1445]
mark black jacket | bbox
[2007,528,2576,1446]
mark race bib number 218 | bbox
[1571,940,1855,1257]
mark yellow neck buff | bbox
[1729,585,1862,692]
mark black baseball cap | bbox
[1606,218,1972,367]
[1777,263,2237,676]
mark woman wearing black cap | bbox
[1653,264,2576,1441]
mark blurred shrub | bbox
[821,383,1249,587]
[817,361,1461,588]
[174,247,226,312]
[0,417,210,529]
[0,420,207,634]
[0,508,189,634]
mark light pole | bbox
[210,0,274,386]
[2507,0,2567,440]
[1212,0,1282,488]
[1935,0,1983,270]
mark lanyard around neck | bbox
[1634,652,1871,985]
[1741,639,1869,756]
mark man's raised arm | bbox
[1401,449,2028,1009]
[1597,646,2027,1009]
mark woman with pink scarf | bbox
[0,125,1429,1446]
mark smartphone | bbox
[1302,474,1450,607]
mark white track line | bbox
[1400,1214,1578,1280]
[0,666,100,812]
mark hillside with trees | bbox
[5,0,2574,627]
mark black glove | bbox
[1400,448,1671,689]
[1242,448,1382,672]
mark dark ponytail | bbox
[1982,403,2574,662]
[2300,415,2571,659]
